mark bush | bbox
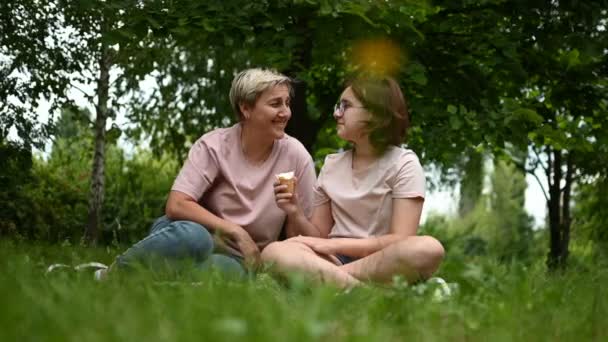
[0,140,33,238]
[1,135,177,245]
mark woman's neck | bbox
[351,138,377,169]
[240,123,274,164]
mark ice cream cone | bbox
[276,171,295,194]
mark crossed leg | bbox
[261,235,444,287]
[340,236,444,283]
[260,241,360,288]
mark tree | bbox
[0,106,175,242]
[573,176,608,262]
[0,140,33,238]
[500,1,608,269]
[0,1,58,148]
[3,0,606,269]
[458,150,485,217]
[488,159,534,262]
[403,0,607,269]
[1,0,161,244]
[121,0,438,159]
[117,0,608,270]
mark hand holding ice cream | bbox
[274,171,300,216]
[275,171,296,194]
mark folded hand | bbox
[287,235,336,255]
[231,227,261,270]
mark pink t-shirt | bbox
[313,146,425,239]
[171,123,315,256]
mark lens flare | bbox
[351,38,402,76]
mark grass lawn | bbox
[1,240,606,341]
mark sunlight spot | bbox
[350,38,403,76]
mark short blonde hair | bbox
[229,68,292,120]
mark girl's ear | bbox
[239,102,251,120]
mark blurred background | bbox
[1,0,607,272]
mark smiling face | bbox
[240,84,291,140]
[333,86,371,143]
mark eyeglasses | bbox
[333,101,365,117]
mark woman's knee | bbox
[261,241,307,263]
[396,236,444,277]
[169,220,214,258]
[260,241,286,262]
[150,215,172,234]
[198,254,246,279]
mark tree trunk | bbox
[546,148,573,270]
[83,45,110,245]
[458,150,484,217]
[547,148,561,269]
[561,153,573,264]
[286,79,322,152]
[283,14,322,153]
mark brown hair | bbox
[349,76,410,154]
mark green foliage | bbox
[0,140,33,237]
[108,0,443,159]
[421,158,538,264]
[2,0,607,270]
[458,150,484,217]
[0,109,177,244]
[486,160,535,262]
[0,1,63,147]
[102,149,178,244]
[4,0,607,175]
[0,0,146,147]
[572,176,608,261]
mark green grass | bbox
[1,240,606,341]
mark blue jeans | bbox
[115,216,246,279]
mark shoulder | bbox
[278,133,314,165]
[379,146,424,183]
[383,146,422,168]
[384,146,426,195]
[323,150,349,164]
[193,124,237,151]
[280,133,309,155]
[319,150,350,173]
[185,125,238,165]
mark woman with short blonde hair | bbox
[229,68,293,120]
[95,68,316,280]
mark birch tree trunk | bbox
[83,42,110,245]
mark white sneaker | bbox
[93,268,109,281]
[45,263,72,275]
[45,262,109,281]
[74,262,109,281]
[427,277,457,302]
[74,262,108,272]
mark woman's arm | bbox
[165,190,260,263]
[290,197,423,258]
[285,200,334,238]
[275,178,334,238]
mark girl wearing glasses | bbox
[263,77,444,287]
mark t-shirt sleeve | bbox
[313,158,331,206]
[171,139,219,201]
[392,154,426,199]
[295,156,317,219]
